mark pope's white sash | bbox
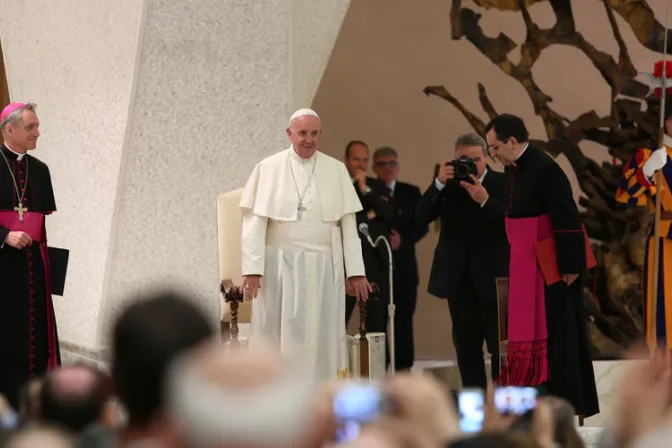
[331,226,349,378]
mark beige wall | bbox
[1,0,349,360]
[313,0,666,360]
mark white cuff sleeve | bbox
[341,213,366,278]
[241,212,268,276]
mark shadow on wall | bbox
[313,0,668,360]
[0,39,10,123]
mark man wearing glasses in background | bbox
[372,147,428,371]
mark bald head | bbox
[6,426,74,448]
[50,366,98,396]
[167,342,317,448]
[40,365,111,432]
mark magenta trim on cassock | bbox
[0,210,59,368]
[496,214,553,387]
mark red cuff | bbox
[636,169,652,188]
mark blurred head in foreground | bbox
[4,426,74,448]
[112,289,214,430]
[166,342,322,448]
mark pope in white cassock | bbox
[239,108,371,381]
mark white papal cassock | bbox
[239,147,365,382]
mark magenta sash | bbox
[0,210,59,370]
[496,214,552,387]
[0,210,44,241]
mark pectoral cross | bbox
[14,201,27,222]
[297,201,307,219]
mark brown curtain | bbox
[0,39,9,111]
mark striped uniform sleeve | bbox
[615,147,654,207]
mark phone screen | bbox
[458,389,485,433]
[494,386,538,415]
[332,383,386,443]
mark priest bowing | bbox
[484,114,599,418]
[0,102,62,410]
[239,108,370,382]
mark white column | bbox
[0,0,349,362]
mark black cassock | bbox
[0,144,61,410]
[503,145,599,417]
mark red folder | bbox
[534,230,596,285]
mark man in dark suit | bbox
[416,132,509,389]
[372,146,428,371]
[343,140,394,338]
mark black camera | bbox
[435,157,478,182]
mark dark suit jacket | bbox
[353,177,394,288]
[389,181,428,287]
[415,168,510,301]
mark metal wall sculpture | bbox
[425,0,672,358]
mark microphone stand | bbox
[372,234,396,376]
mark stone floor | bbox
[576,426,605,448]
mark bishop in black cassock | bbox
[484,114,599,418]
[0,103,61,410]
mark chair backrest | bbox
[217,188,252,323]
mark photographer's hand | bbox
[460,174,488,205]
[436,160,454,184]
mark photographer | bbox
[416,132,509,389]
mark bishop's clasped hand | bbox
[4,231,32,250]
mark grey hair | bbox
[0,103,38,134]
[454,132,486,151]
[373,146,398,160]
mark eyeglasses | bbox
[374,161,397,168]
[484,144,499,157]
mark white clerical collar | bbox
[3,143,25,161]
[387,179,396,192]
[478,169,487,183]
[289,146,316,164]
[664,134,672,148]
